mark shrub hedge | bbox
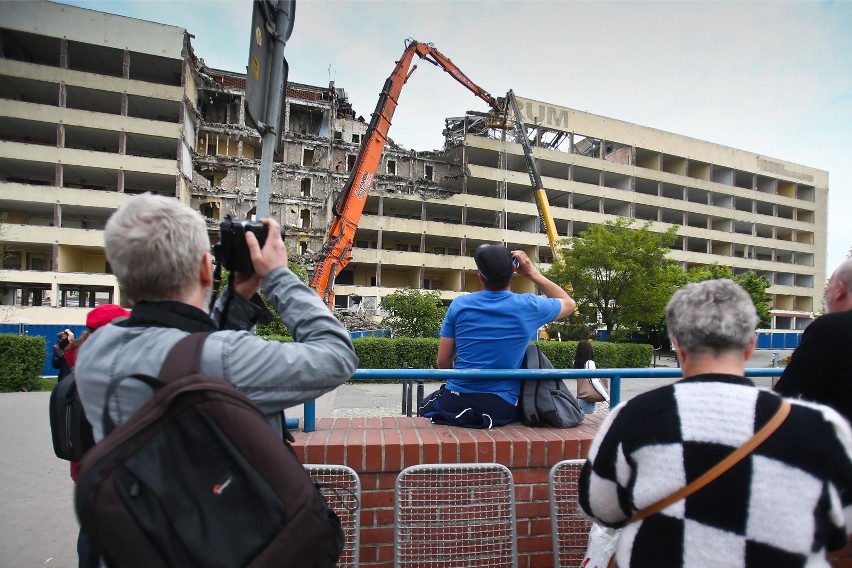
[349,337,651,369]
[0,334,46,392]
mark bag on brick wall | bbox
[519,344,584,428]
[75,332,344,568]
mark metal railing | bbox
[301,367,784,432]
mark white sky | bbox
[58,0,852,275]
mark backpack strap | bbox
[158,332,211,382]
[101,332,211,436]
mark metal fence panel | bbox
[394,463,517,568]
[304,464,361,568]
[549,459,591,568]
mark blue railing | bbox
[300,367,784,432]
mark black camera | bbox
[215,216,281,273]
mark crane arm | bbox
[310,39,499,309]
[506,90,562,265]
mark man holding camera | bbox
[52,329,74,380]
[75,192,358,441]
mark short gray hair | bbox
[666,279,757,354]
[105,193,210,303]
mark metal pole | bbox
[610,374,622,408]
[256,1,289,219]
[304,399,316,432]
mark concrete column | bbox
[418,266,425,289]
[121,94,128,117]
[117,169,125,193]
[56,124,64,148]
[53,203,61,228]
[52,241,59,272]
[54,163,63,187]
[58,83,66,108]
[462,117,468,195]
[375,261,382,287]
[123,49,130,79]
[119,131,126,154]
[59,38,68,69]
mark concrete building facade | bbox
[339,97,826,330]
[0,2,828,331]
[0,0,194,323]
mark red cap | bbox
[86,304,130,330]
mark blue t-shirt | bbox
[441,290,562,405]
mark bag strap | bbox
[101,332,211,436]
[158,332,211,382]
[630,399,791,523]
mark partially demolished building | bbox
[0,1,828,331]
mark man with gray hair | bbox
[75,192,358,441]
[579,279,852,567]
[774,259,852,424]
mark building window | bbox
[199,202,220,219]
[410,244,420,253]
[387,160,396,175]
[370,276,377,286]
[347,154,357,172]
[424,164,434,181]
[334,131,342,141]
[433,246,446,255]
[356,240,369,248]
[299,240,308,255]
[301,178,311,197]
[448,248,460,256]
[300,209,311,229]
[207,141,217,155]
[302,148,314,166]
[395,243,408,251]
[352,134,361,144]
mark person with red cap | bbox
[420,243,575,428]
[63,304,130,369]
[64,304,129,568]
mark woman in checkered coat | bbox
[579,279,852,567]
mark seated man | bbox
[421,244,574,428]
[579,279,852,567]
[76,193,359,441]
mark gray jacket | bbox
[76,266,358,441]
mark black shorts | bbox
[418,385,519,429]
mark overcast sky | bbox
[58,0,852,275]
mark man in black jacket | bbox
[774,259,852,423]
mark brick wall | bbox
[293,416,601,568]
[292,416,851,568]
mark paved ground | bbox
[0,349,789,567]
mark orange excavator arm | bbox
[310,39,500,309]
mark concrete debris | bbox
[335,311,384,332]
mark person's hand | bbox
[511,250,537,278]
[238,219,287,300]
[65,329,74,341]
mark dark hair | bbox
[573,339,594,369]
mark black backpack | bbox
[74,332,344,568]
[49,371,95,461]
[519,344,584,428]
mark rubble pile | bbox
[335,311,385,332]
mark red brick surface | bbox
[293,417,592,567]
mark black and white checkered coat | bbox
[579,374,852,568]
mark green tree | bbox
[380,288,445,338]
[543,309,598,341]
[547,218,679,334]
[684,265,772,328]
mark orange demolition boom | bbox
[309,39,500,309]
